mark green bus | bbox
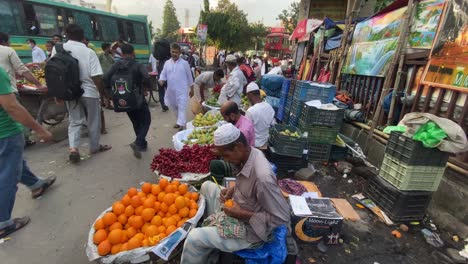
[0,0,152,63]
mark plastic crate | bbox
[269,124,308,157]
[330,145,349,161]
[266,146,308,174]
[299,120,339,144]
[380,154,446,191]
[276,80,292,121]
[300,105,344,127]
[288,113,300,127]
[307,143,331,161]
[294,81,336,103]
[386,132,449,167]
[364,175,433,222]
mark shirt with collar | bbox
[235,115,255,146]
[0,45,30,92]
[233,148,290,243]
[217,66,247,106]
[32,45,47,63]
[51,40,103,98]
[246,101,276,147]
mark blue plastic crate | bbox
[294,81,336,103]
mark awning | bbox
[290,19,323,40]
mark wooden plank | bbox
[458,99,468,127]
[446,91,459,120]
[422,86,435,112]
[432,88,446,116]
[405,59,428,65]
[411,84,425,112]
[365,77,377,120]
[331,198,361,222]
[405,49,430,59]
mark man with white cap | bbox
[180,123,290,264]
[267,58,283,75]
[217,54,247,106]
[246,82,275,148]
[220,101,255,146]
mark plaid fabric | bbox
[210,160,238,184]
[203,211,246,239]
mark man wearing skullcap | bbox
[217,54,247,106]
[245,83,276,148]
[180,123,290,264]
[267,58,283,75]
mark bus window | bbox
[100,16,119,42]
[133,23,147,45]
[90,15,101,40]
[71,11,94,40]
[126,21,135,43]
[33,5,59,36]
[0,0,23,34]
[117,20,125,41]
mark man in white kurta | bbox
[159,44,194,129]
[217,54,247,106]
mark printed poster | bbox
[197,24,208,42]
[342,0,444,77]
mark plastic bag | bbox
[235,225,288,264]
[383,125,406,134]
[260,75,285,98]
[412,121,447,148]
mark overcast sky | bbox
[109,0,299,28]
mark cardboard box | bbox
[290,197,343,244]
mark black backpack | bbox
[153,39,170,61]
[45,44,83,100]
[110,61,144,112]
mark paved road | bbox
[0,103,191,264]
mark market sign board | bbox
[422,26,468,91]
[342,0,444,77]
[197,24,208,42]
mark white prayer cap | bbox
[225,54,237,63]
[246,82,260,93]
[214,123,241,146]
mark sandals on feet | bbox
[0,217,30,239]
[91,144,112,154]
[31,176,57,199]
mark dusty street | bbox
[0,103,185,264]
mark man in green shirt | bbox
[0,67,56,239]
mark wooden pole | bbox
[387,1,418,125]
[366,0,416,152]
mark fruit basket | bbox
[173,127,217,150]
[186,111,225,130]
[86,181,205,264]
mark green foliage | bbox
[276,2,299,33]
[204,0,209,12]
[148,21,155,41]
[161,0,181,42]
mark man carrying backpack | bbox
[47,24,111,163]
[103,44,151,159]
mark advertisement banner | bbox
[342,0,444,77]
[197,24,208,42]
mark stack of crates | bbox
[364,131,449,222]
[276,79,292,122]
[287,81,336,127]
[283,80,297,124]
[298,103,344,162]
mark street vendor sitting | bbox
[180,123,290,264]
[220,101,255,146]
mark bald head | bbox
[220,101,240,124]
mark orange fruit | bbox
[109,222,123,231]
[172,214,181,222]
[112,202,125,216]
[124,223,130,230]
[189,209,197,218]
[224,199,234,208]
[147,193,156,200]
[142,208,156,222]
[128,187,138,197]
[98,240,112,256]
[103,212,117,226]
[120,243,129,252]
[94,218,105,230]
[126,227,137,238]
[159,178,169,190]
[174,191,180,196]
[145,225,159,237]
[135,205,144,216]
[157,211,166,217]
[174,196,187,209]
[178,207,189,218]
[157,192,166,202]
[121,195,131,206]
[178,184,188,195]
[124,205,134,217]
[164,185,176,193]
[131,196,142,208]
[184,193,191,199]
[141,222,151,234]
[171,180,180,187]
[142,239,150,247]
[164,217,177,228]
[190,201,198,210]
[168,204,178,215]
[157,225,166,234]
[177,219,185,228]
[153,201,161,212]
[151,215,163,226]
[143,197,155,209]
[151,185,161,196]
[141,182,152,194]
[121,230,129,243]
[118,214,127,225]
[131,216,144,229]
[127,215,136,227]
[163,193,175,206]
[166,225,177,236]
[127,237,141,250]
[160,203,168,213]
[108,229,123,245]
[111,243,122,255]
[93,229,107,245]
[137,192,146,199]
[190,192,199,201]
[134,232,145,241]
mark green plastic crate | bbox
[380,154,446,191]
[298,120,338,144]
[269,124,308,157]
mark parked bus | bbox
[264,32,292,59]
[0,0,151,63]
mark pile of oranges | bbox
[92,179,199,256]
